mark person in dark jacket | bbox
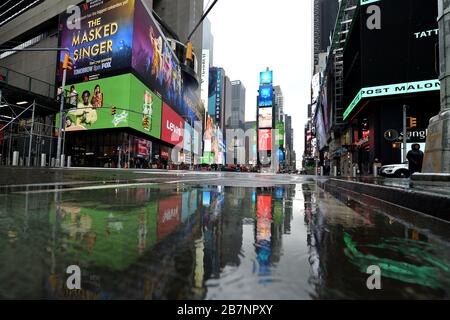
[406,144,424,175]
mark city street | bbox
[1,168,449,299]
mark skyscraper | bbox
[202,17,214,67]
[273,86,284,122]
[228,81,246,131]
[153,0,204,75]
[313,0,339,72]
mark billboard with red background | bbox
[258,129,272,151]
[157,195,182,241]
[161,103,184,146]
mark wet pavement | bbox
[0,168,450,299]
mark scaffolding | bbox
[0,65,72,167]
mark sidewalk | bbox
[317,175,450,222]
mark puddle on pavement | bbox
[0,181,449,299]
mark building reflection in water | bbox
[0,184,297,300]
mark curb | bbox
[324,178,450,221]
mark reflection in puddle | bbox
[0,182,449,299]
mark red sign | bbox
[161,148,169,160]
[257,195,272,220]
[161,103,184,146]
[157,195,182,241]
[258,130,272,151]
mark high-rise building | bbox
[202,17,214,67]
[273,86,284,122]
[313,0,339,72]
[153,0,204,75]
[228,81,246,131]
[0,0,204,168]
[285,115,295,170]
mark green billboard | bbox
[60,73,162,139]
[275,121,285,146]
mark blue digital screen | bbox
[260,71,273,85]
[259,86,273,107]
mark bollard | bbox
[41,154,47,167]
[320,166,324,177]
[61,155,66,168]
[333,166,338,177]
[12,151,19,166]
[352,166,357,177]
[67,156,72,168]
[373,164,378,178]
[51,158,55,168]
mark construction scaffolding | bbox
[0,65,73,167]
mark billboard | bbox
[132,0,201,122]
[161,103,184,146]
[201,50,210,114]
[258,129,272,151]
[157,195,182,241]
[184,122,193,152]
[258,107,273,129]
[58,0,135,84]
[275,121,285,146]
[61,73,162,139]
[208,67,223,124]
[258,86,273,107]
[260,71,273,85]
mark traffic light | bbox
[111,105,117,116]
[143,116,149,129]
[409,117,417,129]
[63,54,73,70]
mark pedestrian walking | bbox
[406,144,424,175]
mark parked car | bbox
[379,162,410,178]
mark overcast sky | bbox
[205,0,313,161]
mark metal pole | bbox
[56,69,67,168]
[62,115,67,157]
[403,105,408,163]
[27,101,36,167]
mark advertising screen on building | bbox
[58,0,135,84]
[60,73,162,138]
[258,108,273,129]
[258,86,273,107]
[208,67,223,124]
[161,103,184,146]
[184,122,193,152]
[275,121,285,146]
[260,71,273,85]
[258,129,272,151]
[360,0,438,88]
[132,0,202,122]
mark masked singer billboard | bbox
[58,0,135,84]
[132,0,201,122]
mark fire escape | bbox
[329,0,358,128]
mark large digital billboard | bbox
[343,0,439,119]
[258,129,272,151]
[184,122,193,152]
[132,0,202,122]
[58,0,135,84]
[260,71,273,85]
[208,67,223,124]
[61,73,162,139]
[259,108,273,129]
[258,86,273,107]
[161,103,184,146]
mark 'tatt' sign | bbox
[161,103,184,146]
